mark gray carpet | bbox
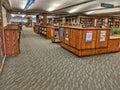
[0,27,120,90]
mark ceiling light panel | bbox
[28,0,89,11]
[9,0,29,9]
[88,8,120,15]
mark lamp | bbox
[24,0,35,11]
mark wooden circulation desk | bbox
[59,26,120,56]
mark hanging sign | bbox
[86,31,92,42]
[100,30,106,42]
[101,3,114,8]
[65,32,69,41]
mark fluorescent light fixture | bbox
[11,14,15,17]
[48,7,55,11]
[53,3,60,7]
[48,3,60,12]
[32,16,36,18]
[68,9,78,13]
[21,15,26,17]
[85,11,95,14]
[24,0,35,11]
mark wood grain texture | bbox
[70,29,82,49]
[82,30,97,49]
[46,27,51,39]
[4,25,20,57]
[64,28,70,45]
[108,39,120,52]
[96,29,110,48]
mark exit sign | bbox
[101,3,114,8]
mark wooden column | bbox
[26,17,31,27]
[0,1,5,58]
[43,14,47,26]
[36,15,39,23]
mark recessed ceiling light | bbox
[11,14,15,17]
[53,3,60,7]
[32,16,36,18]
[48,7,55,11]
[68,9,78,13]
[21,15,26,17]
[85,11,95,15]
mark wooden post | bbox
[0,1,4,58]
[36,15,39,23]
[43,13,47,26]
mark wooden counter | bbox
[4,25,20,57]
[60,26,120,56]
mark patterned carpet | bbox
[0,27,120,90]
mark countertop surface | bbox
[60,26,111,30]
[5,26,19,30]
[110,36,120,39]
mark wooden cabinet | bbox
[82,30,97,49]
[51,27,60,43]
[4,25,20,57]
[60,26,119,56]
[64,28,70,45]
[96,29,110,48]
[46,27,52,39]
[108,39,120,52]
[59,28,65,42]
[70,29,82,49]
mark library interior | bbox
[0,0,120,90]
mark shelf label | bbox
[100,30,106,42]
[86,31,92,42]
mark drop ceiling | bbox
[4,0,120,16]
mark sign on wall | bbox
[65,32,69,41]
[60,28,64,37]
[86,31,92,42]
[100,30,106,42]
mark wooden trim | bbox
[0,55,6,73]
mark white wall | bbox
[2,6,8,26]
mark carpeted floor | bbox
[0,27,120,90]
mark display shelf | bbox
[108,18,119,28]
[80,17,95,27]
[40,26,47,36]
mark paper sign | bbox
[60,28,64,37]
[100,31,106,42]
[86,31,92,42]
[65,32,69,41]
